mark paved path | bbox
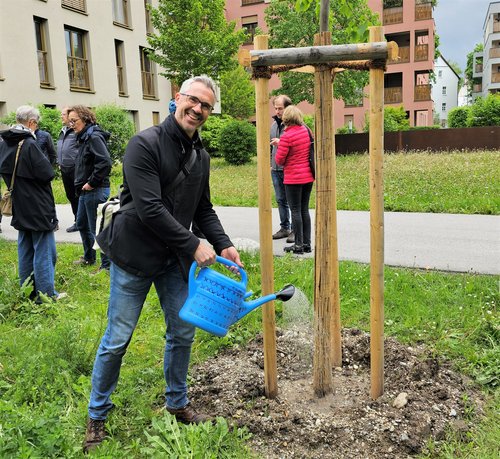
[1,204,498,275]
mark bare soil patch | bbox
[191,327,484,458]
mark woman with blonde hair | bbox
[275,105,314,254]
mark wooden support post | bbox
[254,35,278,398]
[368,26,385,400]
[312,31,341,397]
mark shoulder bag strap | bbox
[9,140,25,192]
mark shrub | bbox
[94,104,136,162]
[218,119,256,165]
[220,66,255,120]
[448,106,470,128]
[201,114,234,157]
[303,114,315,132]
[364,105,410,132]
[337,124,357,134]
[467,94,500,127]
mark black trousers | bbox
[284,182,313,247]
[61,166,79,220]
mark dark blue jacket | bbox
[35,129,57,166]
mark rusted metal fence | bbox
[335,126,500,154]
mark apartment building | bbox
[0,0,173,131]
[472,1,500,99]
[431,55,460,127]
[226,0,435,130]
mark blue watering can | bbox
[179,255,295,337]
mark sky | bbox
[433,0,493,74]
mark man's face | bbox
[61,109,69,126]
[174,82,215,138]
[274,100,285,120]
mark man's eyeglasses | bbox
[180,93,214,112]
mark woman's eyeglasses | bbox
[180,93,214,112]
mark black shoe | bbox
[66,223,78,233]
[273,228,291,239]
[284,244,304,254]
[303,244,312,253]
[73,257,96,266]
[166,403,212,424]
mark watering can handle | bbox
[215,255,248,287]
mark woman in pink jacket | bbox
[275,105,314,254]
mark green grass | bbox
[51,150,500,214]
[0,240,498,458]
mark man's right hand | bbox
[194,243,216,267]
[270,137,280,146]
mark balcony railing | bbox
[384,87,403,104]
[37,50,50,86]
[492,72,500,84]
[141,71,156,98]
[489,48,500,59]
[494,22,500,33]
[475,64,483,73]
[473,83,482,93]
[242,0,263,5]
[383,7,403,25]
[67,56,90,90]
[414,84,431,101]
[388,45,410,64]
[414,44,429,62]
[415,3,432,21]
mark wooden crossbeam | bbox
[239,42,396,67]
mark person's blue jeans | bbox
[285,182,313,247]
[271,169,291,231]
[88,261,195,420]
[76,187,110,264]
[18,230,57,298]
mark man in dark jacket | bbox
[57,106,79,232]
[84,76,243,452]
[67,105,112,269]
[0,105,59,302]
[34,126,57,166]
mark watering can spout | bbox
[237,284,296,321]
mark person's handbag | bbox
[0,140,24,217]
[306,126,315,179]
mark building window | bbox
[152,111,160,125]
[61,0,86,13]
[140,47,157,98]
[34,17,52,87]
[115,40,127,96]
[442,86,447,95]
[441,103,446,112]
[438,70,442,78]
[112,0,130,27]
[144,0,153,34]
[242,15,258,45]
[65,27,91,90]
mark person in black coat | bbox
[67,105,112,269]
[0,105,59,302]
[83,76,243,452]
[34,126,57,166]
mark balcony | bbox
[492,72,500,84]
[414,44,429,62]
[489,48,500,59]
[67,56,90,90]
[383,7,403,25]
[414,84,431,101]
[415,2,432,21]
[475,64,483,73]
[388,45,410,64]
[384,87,403,104]
[494,22,500,33]
[242,0,263,5]
[473,83,483,93]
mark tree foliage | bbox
[219,66,255,119]
[266,0,378,105]
[467,94,500,127]
[147,0,246,87]
[364,105,409,132]
[447,106,469,128]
